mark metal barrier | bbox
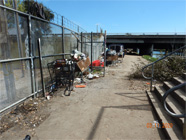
[162,82,186,118]
[162,82,186,139]
[0,2,106,114]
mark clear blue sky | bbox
[38,0,186,34]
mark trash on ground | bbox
[46,96,50,100]
[87,73,101,80]
[23,135,31,140]
[0,98,49,134]
[153,120,161,128]
[93,74,99,78]
[87,73,94,79]
[74,78,81,84]
[75,85,86,88]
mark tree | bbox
[5,0,54,21]
[4,0,25,11]
[5,0,56,51]
[23,0,54,21]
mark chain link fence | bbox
[0,2,106,113]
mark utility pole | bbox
[96,24,98,33]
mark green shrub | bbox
[142,55,158,62]
[129,56,186,81]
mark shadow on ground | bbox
[86,92,152,140]
[115,92,148,102]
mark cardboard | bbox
[77,57,91,72]
[107,55,118,61]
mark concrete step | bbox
[182,73,186,80]
[163,81,185,108]
[154,86,184,131]
[172,77,186,92]
[147,91,183,139]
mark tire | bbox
[70,86,74,91]
[65,90,71,96]
[64,88,71,96]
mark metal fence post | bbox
[77,37,79,51]
[37,38,45,97]
[91,32,93,72]
[184,32,186,140]
[183,93,186,139]
[150,64,154,91]
[28,15,36,97]
[77,26,79,51]
[85,35,87,53]
[184,110,186,139]
[104,30,107,77]
[62,16,65,58]
[81,32,83,52]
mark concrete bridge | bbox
[106,34,186,55]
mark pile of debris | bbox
[0,97,49,135]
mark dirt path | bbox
[1,55,160,140]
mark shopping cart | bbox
[47,59,75,96]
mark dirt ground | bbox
[0,55,161,140]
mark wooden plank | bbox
[106,55,118,61]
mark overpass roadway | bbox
[107,34,185,55]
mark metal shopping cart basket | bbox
[47,59,75,96]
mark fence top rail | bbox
[41,53,72,58]
[0,53,73,63]
[0,57,32,63]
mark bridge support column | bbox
[171,44,175,52]
[133,48,137,53]
[151,44,154,57]
[137,48,140,54]
[139,44,154,56]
